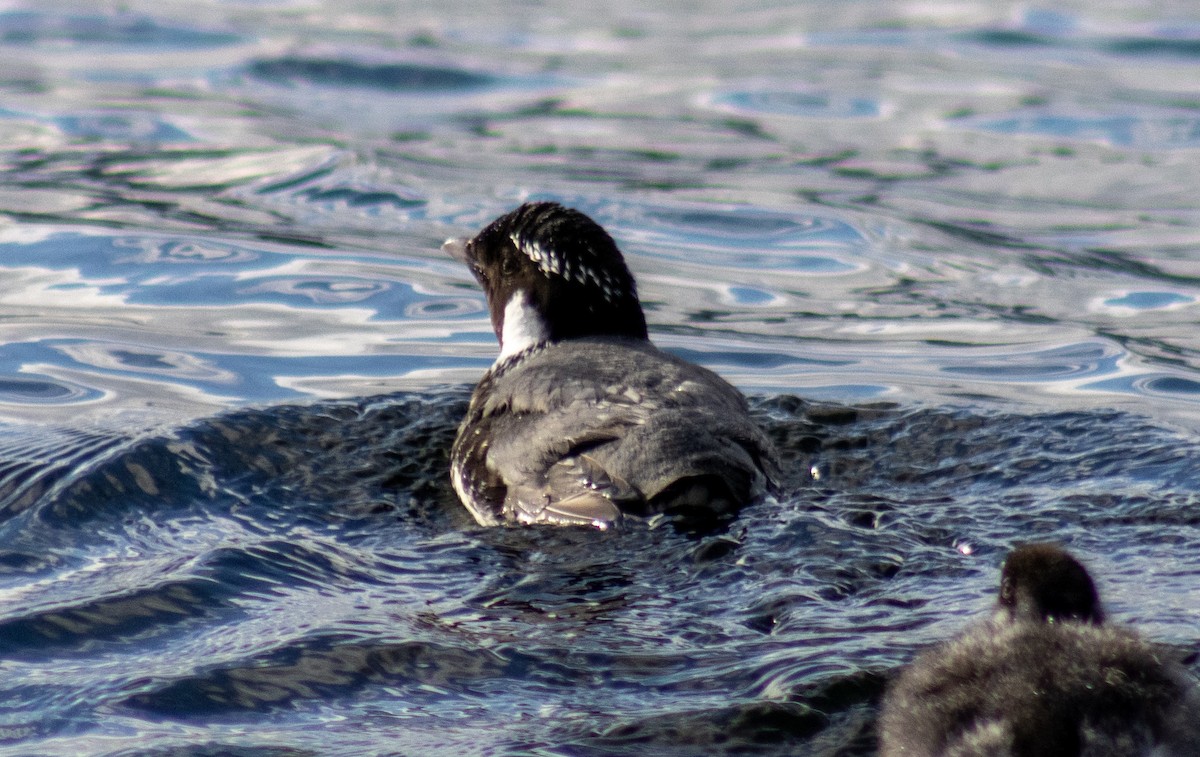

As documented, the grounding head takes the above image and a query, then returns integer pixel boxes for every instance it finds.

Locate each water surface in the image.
[0,2,1199,755]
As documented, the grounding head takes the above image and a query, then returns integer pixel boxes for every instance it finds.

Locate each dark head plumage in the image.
[997,543,1105,625]
[879,543,1198,756]
[444,202,648,348]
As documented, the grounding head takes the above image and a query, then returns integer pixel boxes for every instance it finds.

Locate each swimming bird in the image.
[443,201,779,528]
[879,543,1200,756]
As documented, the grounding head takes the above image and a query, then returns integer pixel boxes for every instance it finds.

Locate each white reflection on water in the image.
[2,213,1199,430]
[55,342,238,383]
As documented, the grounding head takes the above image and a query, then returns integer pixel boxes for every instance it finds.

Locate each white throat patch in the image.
[497,290,549,361]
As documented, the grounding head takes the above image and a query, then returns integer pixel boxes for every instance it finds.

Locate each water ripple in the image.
[1,2,1200,754]
[706,90,882,119]
[247,58,496,92]
[951,110,1200,149]
[0,391,1194,754]
[0,10,239,49]
[937,340,1121,382]
[620,203,865,272]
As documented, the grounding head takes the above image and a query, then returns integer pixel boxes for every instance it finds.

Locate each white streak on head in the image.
[511,231,626,306]
[497,290,549,361]
[514,233,542,264]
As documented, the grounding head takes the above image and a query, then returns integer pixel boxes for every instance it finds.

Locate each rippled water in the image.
[1,2,1199,755]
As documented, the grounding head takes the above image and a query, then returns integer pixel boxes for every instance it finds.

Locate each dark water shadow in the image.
[247,58,494,92]
[0,390,1197,756]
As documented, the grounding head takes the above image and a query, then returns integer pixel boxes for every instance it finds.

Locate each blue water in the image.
[1,2,1199,755]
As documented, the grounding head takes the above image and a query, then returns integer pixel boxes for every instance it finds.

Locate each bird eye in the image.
[500,256,519,277]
